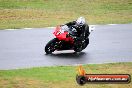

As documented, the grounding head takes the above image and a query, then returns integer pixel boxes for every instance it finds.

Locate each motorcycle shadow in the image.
[46,51,87,59]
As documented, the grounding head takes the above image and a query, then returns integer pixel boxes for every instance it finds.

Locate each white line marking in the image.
[46,27,55,29]
[108,24,117,25]
[5,29,17,30]
[23,28,33,29]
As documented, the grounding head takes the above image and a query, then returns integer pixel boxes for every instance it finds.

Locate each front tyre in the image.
[45,38,58,54]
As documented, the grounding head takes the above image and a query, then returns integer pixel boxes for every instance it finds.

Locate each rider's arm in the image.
[65,21,76,27]
[77,24,90,40]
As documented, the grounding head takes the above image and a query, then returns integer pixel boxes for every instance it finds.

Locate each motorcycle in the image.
[45,25,89,54]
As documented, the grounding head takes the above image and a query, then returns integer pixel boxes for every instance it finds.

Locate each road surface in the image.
[0,24,132,70]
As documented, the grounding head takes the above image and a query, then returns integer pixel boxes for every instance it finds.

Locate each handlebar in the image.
[67,33,77,40]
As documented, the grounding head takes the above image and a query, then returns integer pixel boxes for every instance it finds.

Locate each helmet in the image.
[76,17,86,26]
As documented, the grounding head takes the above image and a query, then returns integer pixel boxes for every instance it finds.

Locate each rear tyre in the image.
[74,41,83,52]
[45,38,58,54]
[74,46,83,52]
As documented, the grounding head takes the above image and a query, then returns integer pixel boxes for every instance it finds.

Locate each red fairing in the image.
[53,26,74,43]
[53,26,60,36]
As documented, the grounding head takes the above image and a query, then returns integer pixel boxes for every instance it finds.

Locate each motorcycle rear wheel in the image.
[45,38,58,54]
[74,42,83,52]
[73,38,89,52]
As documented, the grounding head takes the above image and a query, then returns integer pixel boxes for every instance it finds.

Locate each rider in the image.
[64,17,90,51]
[65,17,90,41]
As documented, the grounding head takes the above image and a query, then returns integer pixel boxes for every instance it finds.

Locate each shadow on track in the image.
[45,52,87,59]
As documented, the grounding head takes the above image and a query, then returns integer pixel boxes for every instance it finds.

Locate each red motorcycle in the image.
[45,25,89,54]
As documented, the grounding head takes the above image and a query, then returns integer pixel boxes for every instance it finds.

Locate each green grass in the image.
[0,62,132,88]
[0,0,132,29]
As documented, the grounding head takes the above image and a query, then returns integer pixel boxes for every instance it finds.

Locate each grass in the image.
[0,62,132,88]
[0,0,132,29]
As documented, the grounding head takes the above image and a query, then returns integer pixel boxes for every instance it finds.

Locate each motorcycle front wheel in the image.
[45,38,58,54]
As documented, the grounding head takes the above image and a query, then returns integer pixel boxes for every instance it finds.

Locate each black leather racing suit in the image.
[65,21,90,41]
[65,21,90,51]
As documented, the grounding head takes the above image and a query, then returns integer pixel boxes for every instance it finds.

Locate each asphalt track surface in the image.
[0,24,132,70]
